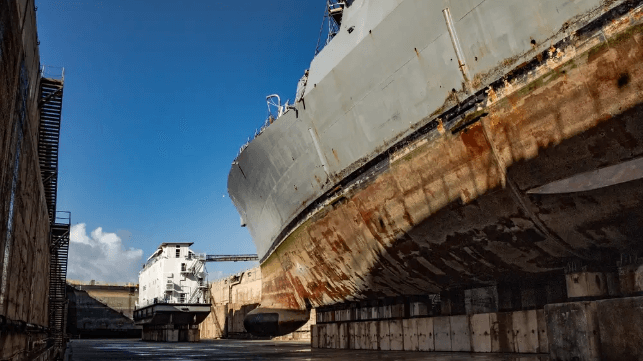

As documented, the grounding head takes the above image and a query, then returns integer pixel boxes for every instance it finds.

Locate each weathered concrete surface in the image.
[433,317,451,352]
[66,338,551,360]
[67,281,138,319]
[314,309,554,354]
[465,287,499,315]
[0,0,60,360]
[66,285,141,338]
[470,313,491,353]
[565,272,609,299]
[542,296,643,360]
[618,262,643,295]
[595,297,643,361]
[545,302,601,361]
[199,267,315,340]
[417,317,434,351]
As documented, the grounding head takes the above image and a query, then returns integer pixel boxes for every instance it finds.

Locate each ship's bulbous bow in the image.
[243,307,310,337]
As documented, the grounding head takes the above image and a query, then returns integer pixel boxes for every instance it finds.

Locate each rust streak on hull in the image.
[258,17,643,312]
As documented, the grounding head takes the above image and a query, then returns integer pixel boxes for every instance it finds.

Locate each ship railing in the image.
[328,1,345,15]
[140,255,161,272]
[234,95,294,161]
[40,65,65,81]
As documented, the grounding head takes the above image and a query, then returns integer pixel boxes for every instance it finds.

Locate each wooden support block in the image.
[361,307,369,321]
[322,324,330,348]
[491,312,515,353]
[317,324,325,348]
[311,325,319,348]
[328,323,338,349]
[389,320,404,351]
[470,313,492,353]
[391,304,404,318]
[465,286,499,315]
[366,321,379,350]
[339,323,349,349]
[403,318,419,351]
[513,310,538,353]
[433,316,452,351]
[350,322,360,349]
[379,305,392,319]
[417,317,435,351]
[536,309,549,353]
[566,272,609,298]
[371,306,379,320]
[379,320,391,350]
[450,315,471,352]
[596,296,643,361]
[360,322,370,350]
[545,301,600,361]
[410,302,428,317]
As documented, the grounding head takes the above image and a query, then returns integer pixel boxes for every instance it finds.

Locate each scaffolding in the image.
[315,1,346,56]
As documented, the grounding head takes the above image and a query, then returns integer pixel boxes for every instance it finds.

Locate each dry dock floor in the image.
[66,339,549,360]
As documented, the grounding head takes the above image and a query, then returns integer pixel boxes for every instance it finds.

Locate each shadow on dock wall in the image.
[66,285,141,339]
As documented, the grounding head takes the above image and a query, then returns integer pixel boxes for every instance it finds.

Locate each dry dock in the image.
[65,339,548,361]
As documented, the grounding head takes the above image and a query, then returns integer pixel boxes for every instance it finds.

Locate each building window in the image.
[181,263,186,272]
[179,293,186,303]
[175,245,181,258]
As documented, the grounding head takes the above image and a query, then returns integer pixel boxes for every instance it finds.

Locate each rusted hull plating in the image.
[255,4,643,322]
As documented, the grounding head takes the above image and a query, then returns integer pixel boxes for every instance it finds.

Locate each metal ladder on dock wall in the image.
[39,69,71,352]
[48,214,70,350]
[38,75,64,222]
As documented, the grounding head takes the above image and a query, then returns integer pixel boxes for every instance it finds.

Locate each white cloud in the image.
[67,223,143,283]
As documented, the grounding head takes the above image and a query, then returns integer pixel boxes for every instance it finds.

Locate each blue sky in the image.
[35,0,326,282]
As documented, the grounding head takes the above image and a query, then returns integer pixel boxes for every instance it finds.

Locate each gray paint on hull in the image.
[228,0,610,260]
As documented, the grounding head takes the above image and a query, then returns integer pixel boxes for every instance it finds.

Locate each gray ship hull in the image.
[227,0,643,336]
[229,0,621,261]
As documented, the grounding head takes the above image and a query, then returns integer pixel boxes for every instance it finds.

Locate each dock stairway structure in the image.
[38,73,64,222]
[48,213,70,350]
[38,68,71,351]
[184,254,260,304]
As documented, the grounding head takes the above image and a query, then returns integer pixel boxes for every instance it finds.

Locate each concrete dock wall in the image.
[313,309,549,353]
[0,0,60,360]
[66,284,141,338]
[199,267,315,340]
[313,271,643,360]
[67,281,138,319]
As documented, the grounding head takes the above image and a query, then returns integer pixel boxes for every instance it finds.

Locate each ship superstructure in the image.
[134,242,210,342]
[137,242,208,306]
